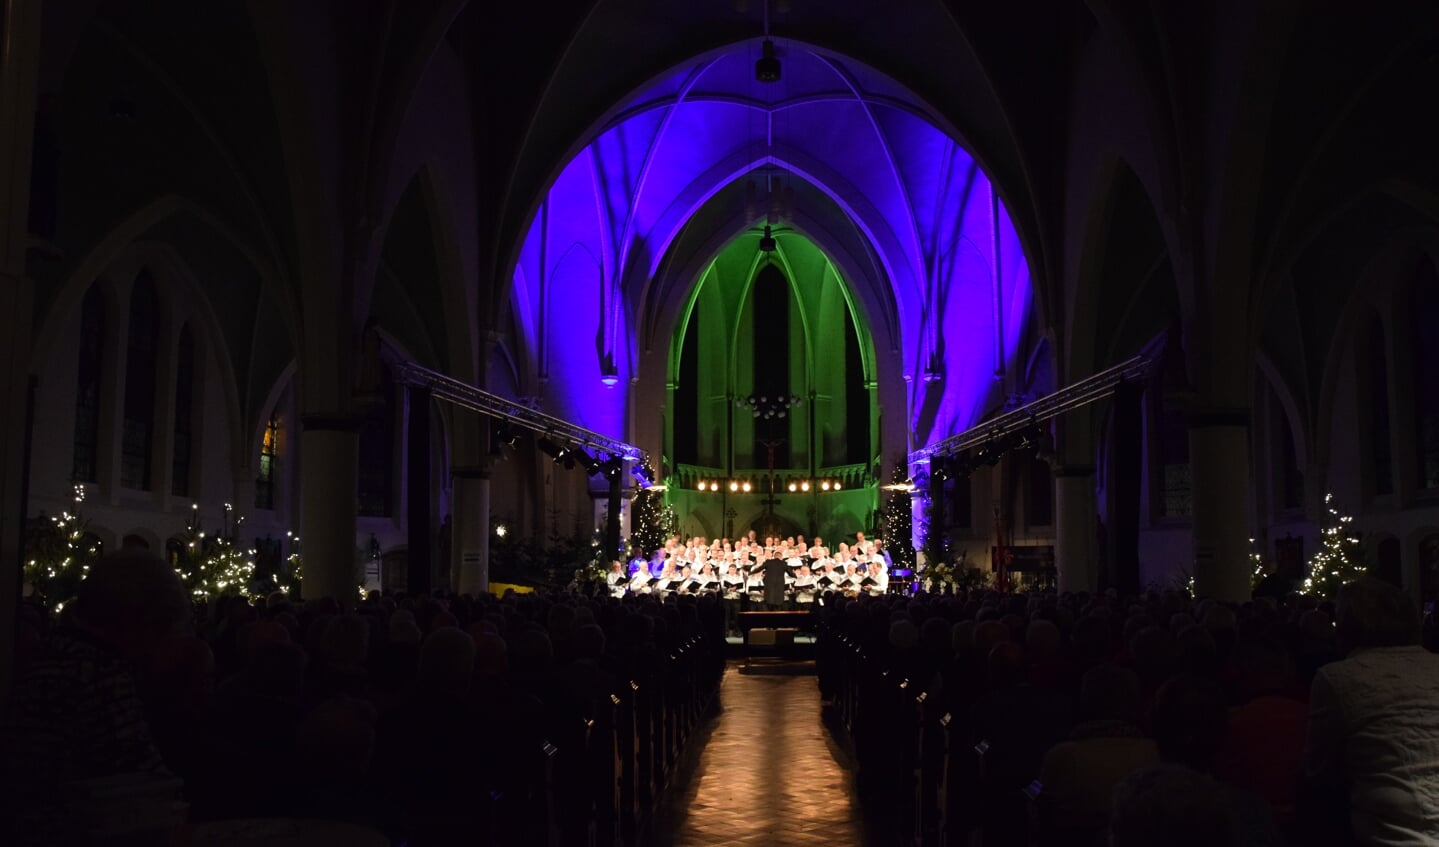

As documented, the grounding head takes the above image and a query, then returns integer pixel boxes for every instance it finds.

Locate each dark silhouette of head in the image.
[1336,577,1419,652]
[1151,673,1228,772]
[1110,764,1235,847]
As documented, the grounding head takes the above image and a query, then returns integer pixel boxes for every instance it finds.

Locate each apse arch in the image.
[665,230,876,393]
[507,38,1037,468]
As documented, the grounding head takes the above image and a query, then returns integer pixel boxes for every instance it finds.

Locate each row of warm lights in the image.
[693,478,845,492]
[695,479,755,492]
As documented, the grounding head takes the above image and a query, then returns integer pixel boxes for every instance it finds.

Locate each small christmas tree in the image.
[879,475,916,571]
[1249,538,1267,593]
[23,484,101,612]
[628,461,674,557]
[170,506,256,601]
[1301,493,1367,600]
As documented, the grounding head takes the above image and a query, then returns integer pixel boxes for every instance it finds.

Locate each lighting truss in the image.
[908,352,1157,466]
[392,360,646,464]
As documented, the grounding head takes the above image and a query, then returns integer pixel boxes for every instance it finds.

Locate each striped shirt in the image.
[0,628,172,845]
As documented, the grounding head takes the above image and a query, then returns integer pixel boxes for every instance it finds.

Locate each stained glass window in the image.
[72,286,105,483]
[1413,263,1439,491]
[171,325,194,496]
[255,411,279,510]
[120,274,159,490]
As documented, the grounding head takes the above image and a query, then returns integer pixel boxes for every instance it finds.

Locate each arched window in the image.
[1156,402,1191,519]
[120,273,159,490]
[71,285,105,483]
[1278,410,1304,511]
[1367,314,1393,497]
[255,410,279,510]
[1413,261,1439,490]
[1026,452,1054,527]
[674,308,700,466]
[171,325,195,496]
[751,265,791,467]
[358,364,395,517]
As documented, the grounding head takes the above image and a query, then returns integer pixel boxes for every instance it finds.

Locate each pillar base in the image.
[453,468,491,595]
[1054,466,1098,593]
[300,423,360,605]
[1189,419,1251,602]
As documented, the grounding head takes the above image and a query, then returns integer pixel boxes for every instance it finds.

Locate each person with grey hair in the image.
[0,549,191,844]
[1109,764,1237,847]
[1303,578,1439,846]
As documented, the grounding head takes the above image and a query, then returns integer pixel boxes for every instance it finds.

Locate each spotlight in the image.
[711,481,721,491]
[600,362,619,387]
[759,224,776,253]
[538,437,563,460]
[788,481,798,492]
[821,480,832,491]
[834,481,842,490]
[741,480,752,493]
[800,480,810,492]
[755,38,781,82]
[730,480,739,492]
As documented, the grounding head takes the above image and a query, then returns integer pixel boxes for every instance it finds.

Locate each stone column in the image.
[0,0,42,702]
[452,467,491,594]
[1054,465,1098,593]
[406,386,432,595]
[299,418,359,604]
[1189,411,1252,602]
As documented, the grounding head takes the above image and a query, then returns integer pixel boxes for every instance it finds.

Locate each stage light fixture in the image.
[821,480,832,491]
[755,38,781,82]
[711,481,721,491]
[758,224,777,252]
[834,481,842,490]
[730,480,739,492]
[742,480,752,493]
[788,481,798,492]
[801,480,810,492]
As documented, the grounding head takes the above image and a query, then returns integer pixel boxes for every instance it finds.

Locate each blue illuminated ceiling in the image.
[509,40,1033,453]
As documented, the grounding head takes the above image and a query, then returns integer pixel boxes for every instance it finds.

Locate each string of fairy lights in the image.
[23,484,309,609]
[1300,492,1366,599]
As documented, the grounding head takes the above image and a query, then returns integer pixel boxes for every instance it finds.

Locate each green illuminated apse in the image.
[667,230,878,541]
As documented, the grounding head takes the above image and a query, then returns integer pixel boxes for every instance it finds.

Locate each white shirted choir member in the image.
[606,561,627,599]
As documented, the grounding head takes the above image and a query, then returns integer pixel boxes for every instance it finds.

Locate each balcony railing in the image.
[672,462,871,492]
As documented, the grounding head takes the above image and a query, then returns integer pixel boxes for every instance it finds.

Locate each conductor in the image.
[763,555,787,609]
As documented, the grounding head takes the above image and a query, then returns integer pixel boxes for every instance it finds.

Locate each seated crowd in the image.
[1,548,724,846]
[816,577,1439,847]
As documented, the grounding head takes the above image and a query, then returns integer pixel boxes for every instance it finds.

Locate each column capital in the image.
[1186,407,1250,428]
[301,414,363,433]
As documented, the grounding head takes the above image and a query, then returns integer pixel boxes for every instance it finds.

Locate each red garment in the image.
[1214,694,1308,824]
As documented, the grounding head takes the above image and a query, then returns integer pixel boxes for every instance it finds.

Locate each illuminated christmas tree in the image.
[628,461,673,557]
[1249,538,1267,593]
[879,474,916,571]
[1301,493,1366,600]
[23,484,100,612]
[170,505,257,601]
[273,530,304,597]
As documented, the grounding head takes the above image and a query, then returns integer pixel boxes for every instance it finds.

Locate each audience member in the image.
[1304,578,1439,845]
[0,550,190,844]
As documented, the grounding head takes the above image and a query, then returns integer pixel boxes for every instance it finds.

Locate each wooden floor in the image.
[661,663,872,847]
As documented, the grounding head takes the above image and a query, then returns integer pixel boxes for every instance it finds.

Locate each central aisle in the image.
[665,665,868,846]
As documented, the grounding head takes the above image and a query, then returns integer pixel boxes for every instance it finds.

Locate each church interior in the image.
[2,1,1439,845]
